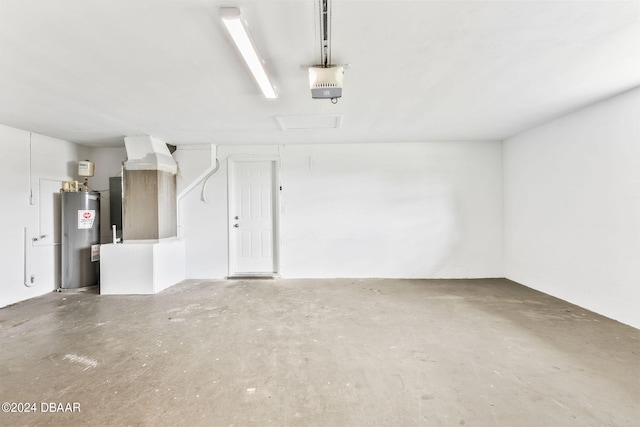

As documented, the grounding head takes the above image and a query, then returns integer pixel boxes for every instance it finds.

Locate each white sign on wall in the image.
[77,210,95,229]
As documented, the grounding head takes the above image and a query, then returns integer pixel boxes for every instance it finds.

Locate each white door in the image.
[228,159,278,276]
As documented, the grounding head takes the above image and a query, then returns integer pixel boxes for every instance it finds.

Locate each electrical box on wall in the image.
[78,160,95,177]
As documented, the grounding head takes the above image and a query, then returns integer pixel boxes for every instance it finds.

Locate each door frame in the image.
[227,155,281,277]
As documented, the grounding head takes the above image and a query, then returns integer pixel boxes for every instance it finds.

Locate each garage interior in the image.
[0,1,638,426]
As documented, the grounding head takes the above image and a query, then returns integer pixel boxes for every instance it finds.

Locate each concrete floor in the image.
[0,278,638,426]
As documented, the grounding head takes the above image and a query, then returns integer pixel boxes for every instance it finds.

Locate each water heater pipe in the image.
[24,227,34,287]
[200,159,220,203]
[176,145,218,201]
[175,145,219,238]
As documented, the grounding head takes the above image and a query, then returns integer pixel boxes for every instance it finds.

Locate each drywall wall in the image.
[0,125,126,308]
[0,124,89,307]
[177,142,503,279]
[504,87,640,328]
[175,145,277,278]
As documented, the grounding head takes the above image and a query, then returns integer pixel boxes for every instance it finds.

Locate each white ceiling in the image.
[0,0,638,147]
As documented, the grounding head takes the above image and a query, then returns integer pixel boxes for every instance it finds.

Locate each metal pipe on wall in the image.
[23,227,34,287]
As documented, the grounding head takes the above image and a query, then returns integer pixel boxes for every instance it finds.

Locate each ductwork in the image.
[123,135,177,241]
[124,135,177,174]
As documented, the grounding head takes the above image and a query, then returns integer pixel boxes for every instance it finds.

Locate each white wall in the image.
[0,124,127,308]
[504,87,640,328]
[177,141,503,279]
[175,145,278,278]
[0,124,89,307]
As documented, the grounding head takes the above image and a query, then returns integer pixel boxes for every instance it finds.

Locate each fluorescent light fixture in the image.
[219,7,277,99]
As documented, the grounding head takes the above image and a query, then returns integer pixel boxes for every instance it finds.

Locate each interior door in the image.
[228,159,278,276]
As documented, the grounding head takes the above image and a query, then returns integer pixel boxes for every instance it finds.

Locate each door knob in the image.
[234,224,239,228]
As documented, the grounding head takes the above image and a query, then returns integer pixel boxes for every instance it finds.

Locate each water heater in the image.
[61,191,100,289]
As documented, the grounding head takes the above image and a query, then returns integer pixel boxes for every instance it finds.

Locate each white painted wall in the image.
[0,124,127,308]
[177,142,503,279]
[504,87,640,328]
[176,145,278,278]
[0,124,89,307]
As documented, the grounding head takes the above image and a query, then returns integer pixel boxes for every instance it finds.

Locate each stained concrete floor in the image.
[0,278,638,426]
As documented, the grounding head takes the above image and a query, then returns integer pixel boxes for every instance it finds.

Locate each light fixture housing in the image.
[309,65,343,99]
[219,7,277,99]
